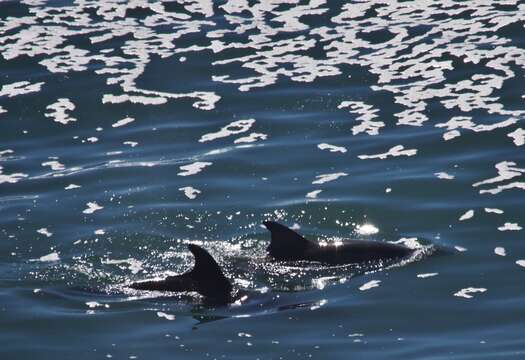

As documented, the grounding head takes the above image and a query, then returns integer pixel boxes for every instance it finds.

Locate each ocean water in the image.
[1,1,524,359]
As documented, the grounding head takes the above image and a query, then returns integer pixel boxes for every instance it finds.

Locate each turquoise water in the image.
[1,1,524,359]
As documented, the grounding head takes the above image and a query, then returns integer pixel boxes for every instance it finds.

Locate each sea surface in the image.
[1,1,524,359]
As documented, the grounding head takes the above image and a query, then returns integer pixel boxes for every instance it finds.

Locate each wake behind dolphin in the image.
[129,221,418,303]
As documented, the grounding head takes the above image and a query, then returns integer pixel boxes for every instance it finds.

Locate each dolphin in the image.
[263,221,414,265]
[129,244,234,304]
[129,222,416,303]
[128,244,316,309]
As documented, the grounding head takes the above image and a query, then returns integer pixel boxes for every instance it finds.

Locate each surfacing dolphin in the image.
[263,221,414,265]
[130,221,417,303]
[129,244,234,304]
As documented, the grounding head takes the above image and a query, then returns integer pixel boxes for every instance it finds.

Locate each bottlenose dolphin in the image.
[263,221,414,265]
[129,221,416,303]
[129,244,234,304]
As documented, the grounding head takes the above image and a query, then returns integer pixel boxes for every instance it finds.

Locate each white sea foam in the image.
[65,184,81,190]
[234,132,267,144]
[312,172,348,184]
[473,162,524,187]
[124,141,138,147]
[435,172,455,180]
[338,101,383,136]
[0,81,45,97]
[0,1,522,132]
[103,94,167,105]
[417,273,438,278]
[436,116,518,141]
[112,117,135,128]
[32,252,60,262]
[484,208,503,214]
[459,210,474,221]
[178,162,212,176]
[508,128,525,146]
[480,182,525,195]
[317,143,347,153]
[494,247,506,256]
[200,119,255,143]
[443,130,461,141]
[0,165,27,185]
[42,160,65,171]
[83,202,103,214]
[358,145,417,160]
[359,280,381,291]
[454,287,487,299]
[179,186,201,199]
[45,98,76,125]
[37,228,53,237]
[86,301,109,309]
[157,312,176,321]
[306,189,322,199]
[472,161,525,195]
[497,223,522,231]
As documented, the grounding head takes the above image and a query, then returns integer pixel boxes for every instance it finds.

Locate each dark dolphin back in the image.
[129,244,233,303]
[263,221,415,265]
[187,244,233,301]
[263,221,314,261]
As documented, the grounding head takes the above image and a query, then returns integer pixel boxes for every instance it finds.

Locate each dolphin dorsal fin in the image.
[263,221,313,261]
[187,244,232,301]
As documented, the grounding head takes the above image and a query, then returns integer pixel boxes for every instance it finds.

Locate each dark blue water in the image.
[1,1,524,359]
